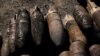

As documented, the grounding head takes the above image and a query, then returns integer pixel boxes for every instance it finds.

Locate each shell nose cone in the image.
[18,9,29,17]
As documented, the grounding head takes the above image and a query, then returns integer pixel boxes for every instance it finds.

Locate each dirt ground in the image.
[0,0,79,33]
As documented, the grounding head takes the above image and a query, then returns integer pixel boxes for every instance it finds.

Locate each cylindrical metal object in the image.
[1,17,16,56]
[62,14,87,43]
[87,0,100,30]
[89,44,100,56]
[92,10,100,29]
[31,6,45,45]
[16,9,30,48]
[70,41,87,56]
[47,5,64,46]
[8,17,16,53]
[59,51,69,56]
[73,5,93,29]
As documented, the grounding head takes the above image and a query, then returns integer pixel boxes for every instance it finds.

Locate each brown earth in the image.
[0,0,79,33]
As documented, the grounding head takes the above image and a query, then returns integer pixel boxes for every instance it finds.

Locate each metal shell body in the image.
[31,7,45,45]
[92,10,100,30]
[1,17,16,56]
[70,41,86,56]
[8,17,16,52]
[73,5,93,29]
[89,44,100,56]
[16,9,30,48]
[47,6,64,46]
[63,14,86,43]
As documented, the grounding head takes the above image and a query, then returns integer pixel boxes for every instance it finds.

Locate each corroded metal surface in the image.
[73,5,93,29]
[89,44,100,56]
[0,0,100,56]
[30,6,45,45]
[70,41,87,56]
[63,14,87,43]
[16,9,30,48]
[47,5,64,46]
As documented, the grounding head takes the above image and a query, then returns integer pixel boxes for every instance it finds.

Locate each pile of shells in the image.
[0,0,100,56]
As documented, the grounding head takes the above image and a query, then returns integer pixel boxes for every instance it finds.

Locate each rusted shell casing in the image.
[1,17,16,56]
[92,10,100,30]
[16,9,30,48]
[8,17,16,53]
[47,6,64,46]
[89,44,100,56]
[59,51,69,56]
[73,5,93,29]
[63,14,87,43]
[70,41,87,56]
[31,6,45,45]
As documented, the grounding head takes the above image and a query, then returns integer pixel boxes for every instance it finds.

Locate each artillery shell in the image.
[89,44,100,56]
[1,20,14,56]
[62,14,87,43]
[87,0,100,29]
[16,9,30,48]
[92,10,100,29]
[47,5,64,46]
[1,16,16,56]
[31,6,45,45]
[8,17,16,53]
[73,5,93,29]
[59,51,69,56]
[70,41,87,56]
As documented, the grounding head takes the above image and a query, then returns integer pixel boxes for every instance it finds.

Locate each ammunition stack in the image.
[0,0,100,56]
